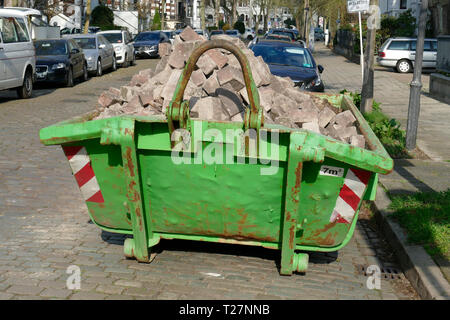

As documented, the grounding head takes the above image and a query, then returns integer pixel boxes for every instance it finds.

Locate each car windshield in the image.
[73,37,96,49]
[34,40,67,55]
[135,33,159,41]
[101,33,122,43]
[271,31,294,40]
[210,30,223,35]
[226,30,238,35]
[252,45,314,68]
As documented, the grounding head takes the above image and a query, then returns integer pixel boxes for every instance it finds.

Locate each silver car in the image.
[98,30,135,67]
[377,37,438,73]
[64,34,116,76]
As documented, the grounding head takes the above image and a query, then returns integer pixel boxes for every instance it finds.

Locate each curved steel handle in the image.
[168,39,262,123]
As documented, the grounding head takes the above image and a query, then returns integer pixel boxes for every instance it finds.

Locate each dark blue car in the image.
[249,40,324,92]
[133,31,170,58]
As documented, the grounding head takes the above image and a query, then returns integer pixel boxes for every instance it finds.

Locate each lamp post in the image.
[406,0,428,150]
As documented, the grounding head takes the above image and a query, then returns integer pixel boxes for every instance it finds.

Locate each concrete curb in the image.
[373,185,450,300]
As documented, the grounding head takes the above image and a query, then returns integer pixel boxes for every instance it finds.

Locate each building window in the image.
[400,0,407,9]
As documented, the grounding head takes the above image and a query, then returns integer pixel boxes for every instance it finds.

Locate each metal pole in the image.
[358,11,364,81]
[406,0,428,150]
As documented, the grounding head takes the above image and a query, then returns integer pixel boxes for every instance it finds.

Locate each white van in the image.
[0,8,35,98]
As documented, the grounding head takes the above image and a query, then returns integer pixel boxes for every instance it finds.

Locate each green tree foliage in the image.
[151,9,161,30]
[91,5,114,29]
[233,21,245,34]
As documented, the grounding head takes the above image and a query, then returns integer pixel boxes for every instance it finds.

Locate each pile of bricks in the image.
[94,27,366,149]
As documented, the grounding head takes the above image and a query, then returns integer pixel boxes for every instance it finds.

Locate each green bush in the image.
[218,20,225,30]
[233,21,245,34]
[151,9,161,30]
[91,5,114,29]
[341,90,408,158]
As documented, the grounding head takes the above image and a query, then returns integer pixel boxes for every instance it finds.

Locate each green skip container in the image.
[39,40,393,275]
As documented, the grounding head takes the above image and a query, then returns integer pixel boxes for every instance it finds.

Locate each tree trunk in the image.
[200,0,206,29]
[161,0,166,30]
[215,0,220,27]
[361,0,379,114]
[231,0,237,26]
[84,0,91,34]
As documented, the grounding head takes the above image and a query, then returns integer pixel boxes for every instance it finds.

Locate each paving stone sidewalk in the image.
[314,43,450,161]
[314,44,450,290]
[0,58,417,300]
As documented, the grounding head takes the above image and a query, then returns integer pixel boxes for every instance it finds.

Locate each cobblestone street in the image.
[0,57,418,300]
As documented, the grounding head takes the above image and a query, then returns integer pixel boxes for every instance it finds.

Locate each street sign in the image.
[347,0,370,13]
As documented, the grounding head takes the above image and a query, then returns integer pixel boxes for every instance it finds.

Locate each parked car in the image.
[162,30,175,44]
[133,31,170,58]
[209,30,224,39]
[88,26,101,34]
[267,28,297,42]
[65,34,116,76]
[264,34,292,42]
[0,9,36,98]
[249,39,324,92]
[240,27,256,40]
[225,29,240,38]
[98,30,135,67]
[314,27,324,41]
[377,37,438,73]
[34,38,88,87]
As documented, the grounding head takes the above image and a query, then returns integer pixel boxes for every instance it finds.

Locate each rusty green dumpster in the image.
[39,40,393,275]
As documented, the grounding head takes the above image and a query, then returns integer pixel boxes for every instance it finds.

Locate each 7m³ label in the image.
[319,165,345,177]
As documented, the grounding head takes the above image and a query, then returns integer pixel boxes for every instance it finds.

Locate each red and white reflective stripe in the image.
[62,146,104,203]
[329,168,371,224]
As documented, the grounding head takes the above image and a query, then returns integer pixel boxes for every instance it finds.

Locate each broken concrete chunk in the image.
[302,121,321,134]
[290,108,319,125]
[155,55,169,74]
[207,49,228,69]
[190,96,230,121]
[191,69,207,87]
[179,26,203,41]
[203,70,220,95]
[350,135,366,148]
[158,42,171,57]
[216,88,244,117]
[120,86,140,102]
[332,110,356,127]
[318,107,337,128]
[197,54,217,76]
[161,69,183,102]
[217,65,245,92]
[122,95,144,114]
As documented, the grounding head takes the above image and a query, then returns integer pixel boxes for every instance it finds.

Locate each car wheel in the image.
[17,70,33,99]
[111,56,117,71]
[396,59,412,73]
[82,63,88,81]
[96,59,102,76]
[123,54,129,68]
[65,67,74,87]
[131,52,136,66]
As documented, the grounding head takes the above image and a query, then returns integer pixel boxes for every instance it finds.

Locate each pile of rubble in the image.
[94,27,366,149]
